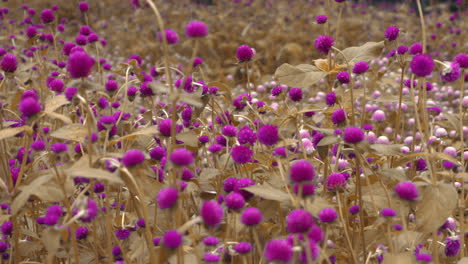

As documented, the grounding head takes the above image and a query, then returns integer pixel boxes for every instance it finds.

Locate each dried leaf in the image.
[51,124,88,142]
[382,252,416,264]
[42,229,61,260]
[45,95,69,112]
[317,136,339,147]
[110,126,158,145]
[176,130,199,147]
[0,126,26,141]
[243,184,290,202]
[66,167,123,184]
[341,41,385,64]
[415,183,457,233]
[12,174,53,215]
[274,63,328,88]
[378,168,407,182]
[369,144,404,156]
[44,111,72,124]
[458,257,468,264]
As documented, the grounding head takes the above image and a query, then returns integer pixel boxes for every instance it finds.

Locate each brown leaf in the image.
[369,144,404,156]
[378,168,407,182]
[110,126,158,145]
[317,136,339,147]
[415,183,457,233]
[0,126,26,141]
[458,257,468,264]
[44,95,69,112]
[44,111,72,124]
[176,130,199,147]
[305,196,332,217]
[12,174,53,215]
[274,63,328,88]
[382,252,416,264]
[243,184,290,202]
[66,167,123,184]
[42,229,61,260]
[51,124,88,142]
[341,41,385,64]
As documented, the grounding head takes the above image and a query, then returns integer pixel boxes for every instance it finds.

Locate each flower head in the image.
[231,145,253,164]
[326,173,347,191]
[236,45,254,62]
[200,201,224,228]
[67,51,94,79]
[122,149,145,167]
[1,54,18,72]
[158,29,179,44]
[186,20,208,38]
[315,35,334,54]
[264,239,293,263]
[318,208,337,223]
[336,71,350,84]
[286,209,314,233]
[157,188,178,209]
[78,1,89,12]
[163,230,183,249]
[410,54,434,77]
[40,9,54,24]
[384,26,399,41]
[257,124,279,146]
[170,148,194,166]
[241,207,263,226]
[394,181,419,201]
[441,62,461,82]
[289,160,315,182]
[353,61,369,74]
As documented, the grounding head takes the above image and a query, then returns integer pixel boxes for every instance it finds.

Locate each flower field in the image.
[0,0,466,263]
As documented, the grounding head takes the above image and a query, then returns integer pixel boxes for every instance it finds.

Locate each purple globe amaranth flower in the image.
[292,183,316,196]
[289,159,315,182]
[331,109,346,124]
[353,61,369,74]
[410,54,434,77]
[316,15,328,24]
[318,208,338,223]
[381,208,397,217]
[326,173,347,191]
[158,118,172,136]
[149,147,166,160]
[18,97,42,117]
[75,226,89,240]
[315,35,334,54]
[237,126,257,145]
[241,207,263,226]
[416,253,432,262]
[170,148,194,166]
[1,221,13,236]
[115,229,131,240]
[192,57,203,67]
[264,239,293,263]
[343,126,365,144]
[336,71,350,84]
[384,26,399,41]
[349,205,360,215]
[231,145,253,164]
[325,91,336,106]
[67,51,94,79]
[122,149,145,167]
[79,199,98,222]
[40,9,54,24]
[157,188,178,209]
[201,201,224,228]
[288,87,303,102]
[225,192,245,210]
[158,29,179,44]
[454,54,468,68]
[299,239,320,262]
[234,242,252,254]
[445,236,460,257]
[222,125,237,137]
[236,45,254,62]
[1,54,18,73]
[394,181,419,201]
[287,209,314,233]
[163,229,183,249]
[409,43,423,55]
[204,253,221,262]
[79,1,89,12]
[440,62,461,82]
[397,45,408,55]
[257,124,279,146]
[51,143,68,153]
[186,20,208,38]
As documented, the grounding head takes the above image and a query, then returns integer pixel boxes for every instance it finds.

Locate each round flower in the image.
[384,26,399,41]
[222,125,237,137]
[394,181,419,201]
[1,54,18,72]
[157,29,179,45]
[289,160,315,182]
[150,147,166,160]
[325,91,336,106]
[445,236,460,257]
[200,201,224,228]
[292,183,316,197]
[441,62,461,82]
[67,51,95,79]
[170,148,194,166]
[409,43,423,55]
[241,207,263,226]
[336,71,350,84]
[257,124,279,146]
[185,20,208,38]
[236,45,254,62]
[75,226,89,240]
[315,35,334,54]
[410,54,434,77]
[349,205,360,215]
[286,209,314,233]
[288,87,303,102]
[203,236,219,246]
[371,110,386,122]
[122,149,145,167]
[343,126,365,143]
[326,173,347,191]
[225,192,245,210]
[40,9,55,24]
[163,230,183,249]
[234,242,252,254]
[381,208,397,217]
[237,126,257,145]
[1,221,13,236]
[316,15,328,24]
[331,109,346,124]
[115,229,131,240]
[18,97,41,117]
[51,143,68,153]
[318,208,337,223]
[204,253,221,262]
[454,53,468,68]
[397,45,408,55]
[264,239,293,263]
[158,118,172,136]
[157,188,178,209]
[353,61,369,74]
[78,1,89,12]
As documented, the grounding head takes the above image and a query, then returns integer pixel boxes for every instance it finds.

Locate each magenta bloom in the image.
[331,109,346,124]
[225,192,245,210]
[325,91,336,106]
[326,173,347,191]
[122,149,145,167]
[186,20,208,38]
[67,51,95,79]
[200,201,224,228]
[384,26,399,41]
[1,54,18,72]
[163,230,183,249]
[18,97,42,117]
[40,9,55,24]
[264,239,293,263]
[315,35,334,54]
[441,62,461,82]
[241,207,263,226]
[318,208,337,223]
[410,54,434,77]
[158,29,179,45]
[236,45,254,62]
[286,209,314,233]
[170,148,194,166]
[231,145,253,164]
[454,53,468,68]
[78,1,89,12]
[79,199,98,222]
[288,87,303,101]
[157,188,178,209]
[394,181,419,201]
[336,71,350,84]
[257,124,279,146]
[353,61,369,74]
[316,15,328,24]
[381,208,397,217]
[289,160,315,182]
[158,118,172,136]
[343,126,365,143]
[409,43,423,55]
